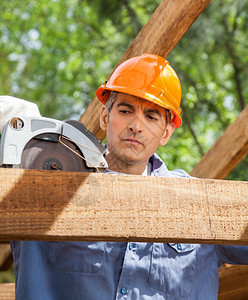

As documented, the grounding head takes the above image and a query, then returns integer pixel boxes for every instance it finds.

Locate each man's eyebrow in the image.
[116,102,134,109]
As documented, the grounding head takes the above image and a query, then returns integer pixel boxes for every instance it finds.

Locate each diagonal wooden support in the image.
[0,168,247,244]
[79,0,212,139]
[191,105,248,179]
[0,243,12,271]
[218,265,248,299]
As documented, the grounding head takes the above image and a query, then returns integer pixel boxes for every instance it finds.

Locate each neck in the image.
[105,153,148,175]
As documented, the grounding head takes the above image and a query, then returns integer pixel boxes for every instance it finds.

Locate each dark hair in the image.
[105,91,119,112]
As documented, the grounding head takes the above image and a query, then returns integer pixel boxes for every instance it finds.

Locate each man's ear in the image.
[160,123,175,146]
[100,105,108,132]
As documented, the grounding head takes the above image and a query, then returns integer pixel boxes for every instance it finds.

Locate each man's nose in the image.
[128,115,144,133]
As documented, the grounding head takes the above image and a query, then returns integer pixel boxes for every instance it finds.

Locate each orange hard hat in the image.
[96,53,182,127]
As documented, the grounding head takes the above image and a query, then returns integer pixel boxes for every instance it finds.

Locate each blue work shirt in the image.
[11,154,248,299]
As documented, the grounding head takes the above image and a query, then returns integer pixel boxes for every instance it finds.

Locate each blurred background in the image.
[0,0,247,282]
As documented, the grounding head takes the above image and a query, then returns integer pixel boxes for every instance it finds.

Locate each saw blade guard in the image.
[0,116,108,171]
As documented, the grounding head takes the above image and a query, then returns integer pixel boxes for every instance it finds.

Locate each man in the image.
[10,54,248,299]
[97,53,181,176]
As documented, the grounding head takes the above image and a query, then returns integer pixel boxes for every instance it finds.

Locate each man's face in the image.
[100,93,175,170]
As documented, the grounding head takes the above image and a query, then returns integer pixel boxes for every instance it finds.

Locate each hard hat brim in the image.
[96,85,182,128]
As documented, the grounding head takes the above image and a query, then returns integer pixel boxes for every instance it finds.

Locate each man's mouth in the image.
[122,138,144,146]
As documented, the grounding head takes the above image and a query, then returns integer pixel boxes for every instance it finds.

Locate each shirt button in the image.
[121,287,127,295]
[177,244,182,251]
[129,243,134,250]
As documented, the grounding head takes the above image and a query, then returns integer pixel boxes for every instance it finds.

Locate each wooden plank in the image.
[218,264,248,299]
[0,284,15,300]
[191,105,248,179]
[79,0,212,139]
[0,168,247,244]
[0,244,12,271]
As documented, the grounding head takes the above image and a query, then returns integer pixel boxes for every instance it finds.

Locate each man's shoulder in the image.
[150,153,192,178]
[167,168,192,178]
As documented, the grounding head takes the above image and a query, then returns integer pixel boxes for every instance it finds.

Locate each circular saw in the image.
[0,117,108,172]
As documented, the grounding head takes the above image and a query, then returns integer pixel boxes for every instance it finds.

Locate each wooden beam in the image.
[0,284,14,300]
[79,0,212,139]
[218,264,248,299]
[0,244,12,271]
[0,168,247,244]
[191,105,248,179]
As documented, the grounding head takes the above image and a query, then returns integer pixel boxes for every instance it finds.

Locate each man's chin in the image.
[118,152,146,165]
[107,145,148,165]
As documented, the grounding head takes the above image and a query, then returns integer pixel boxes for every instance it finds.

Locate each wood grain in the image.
[0,284,14,300]
[0,168,247,244]
[218,264,248,299]
[79,0,212,139]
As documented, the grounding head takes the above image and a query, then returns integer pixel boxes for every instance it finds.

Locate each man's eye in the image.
[119,109,131,114]
[146,114,157,121]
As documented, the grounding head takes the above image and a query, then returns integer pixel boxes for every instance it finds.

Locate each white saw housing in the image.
[0,116,108,170]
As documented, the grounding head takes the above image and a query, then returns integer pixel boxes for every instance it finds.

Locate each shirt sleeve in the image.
[216,245,248,266]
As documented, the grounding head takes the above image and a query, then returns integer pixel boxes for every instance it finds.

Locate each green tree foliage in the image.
[0,0,247,283]
[0,0,247,162]
[158,0,248,179]
[0,0,247,173]
[0,0,159,119]
[0,265,15,283]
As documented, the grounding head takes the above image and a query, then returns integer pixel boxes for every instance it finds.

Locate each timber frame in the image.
[0,169,248,244]
[1,0,248,298]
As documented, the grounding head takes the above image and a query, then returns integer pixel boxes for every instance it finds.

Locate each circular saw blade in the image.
[20,136,89,172]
